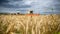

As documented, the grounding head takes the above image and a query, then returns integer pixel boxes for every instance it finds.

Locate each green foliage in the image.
[54,32,60,34]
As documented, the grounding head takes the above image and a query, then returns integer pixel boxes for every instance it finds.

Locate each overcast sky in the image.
[0,0,60,14]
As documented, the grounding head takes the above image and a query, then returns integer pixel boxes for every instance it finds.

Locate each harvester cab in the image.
[27,10,33,14]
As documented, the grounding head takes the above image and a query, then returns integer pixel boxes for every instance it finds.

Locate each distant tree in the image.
[30,10,33,14]
[17,13,20,14]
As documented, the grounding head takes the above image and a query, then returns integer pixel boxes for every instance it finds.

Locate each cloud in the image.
[0,0,60,14]
[52,0,60,12]
[0,0,9,3]
[0,0,32,13]
[0,0,31,8]
[32,0,60,14]
[0,0,9,6]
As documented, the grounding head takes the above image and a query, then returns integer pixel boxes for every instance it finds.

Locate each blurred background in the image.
[0,0,60,14]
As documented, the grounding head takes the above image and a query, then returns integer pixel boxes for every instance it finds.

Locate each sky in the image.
[0,0,60,14]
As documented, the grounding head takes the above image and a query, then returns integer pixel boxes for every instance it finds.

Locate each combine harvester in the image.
[26,10,40,16]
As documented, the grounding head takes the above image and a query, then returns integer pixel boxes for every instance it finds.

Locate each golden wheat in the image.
[0,14,60,34]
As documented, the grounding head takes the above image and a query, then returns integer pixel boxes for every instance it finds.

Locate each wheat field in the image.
[0,14,60,34]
